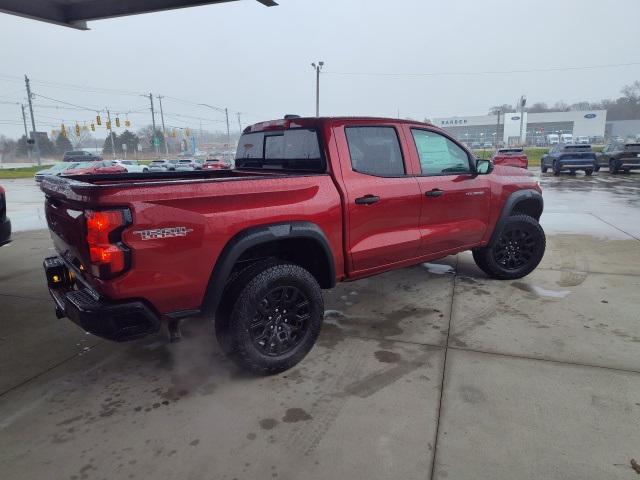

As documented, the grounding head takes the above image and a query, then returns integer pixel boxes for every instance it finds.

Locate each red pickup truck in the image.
[41,117,545,374]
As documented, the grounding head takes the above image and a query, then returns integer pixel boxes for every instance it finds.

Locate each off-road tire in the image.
[472,214,546,280]
[215,260,323,375]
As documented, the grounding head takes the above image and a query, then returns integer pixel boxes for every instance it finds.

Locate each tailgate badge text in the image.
[133,227,193,240]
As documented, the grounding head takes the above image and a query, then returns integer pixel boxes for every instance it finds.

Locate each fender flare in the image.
[488,189,544,246]
[201,221,336,316]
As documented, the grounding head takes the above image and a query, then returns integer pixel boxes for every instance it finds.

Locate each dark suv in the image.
[541,144,597,176]
[62,150,102,162]
[596,141,640,173]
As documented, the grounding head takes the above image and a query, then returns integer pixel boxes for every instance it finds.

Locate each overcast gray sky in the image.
[1,0,639,138]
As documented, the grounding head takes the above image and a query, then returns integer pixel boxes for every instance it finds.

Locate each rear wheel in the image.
[215,260,324,375]
[594,164,600,172]
[585,169,593,176]
[553,161,561,176]
[472,215,546,280]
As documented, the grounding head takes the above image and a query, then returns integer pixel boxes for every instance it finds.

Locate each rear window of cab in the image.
[235,129,324,172]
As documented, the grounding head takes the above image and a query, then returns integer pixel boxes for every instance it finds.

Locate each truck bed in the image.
[40,168,344,316]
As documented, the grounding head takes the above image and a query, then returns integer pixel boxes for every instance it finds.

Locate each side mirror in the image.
[475,158,493,174]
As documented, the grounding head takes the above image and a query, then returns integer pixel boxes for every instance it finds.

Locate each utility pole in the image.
[157,95,169,155]
[495,110,501,148]
[310,61,324,117]
[519,95,527,146]
[20,104,31,160]
[237,112,242,133]
[143,93,158,156]
[225,108,231,149]
[106,109,116,160]
[24,75,41,165]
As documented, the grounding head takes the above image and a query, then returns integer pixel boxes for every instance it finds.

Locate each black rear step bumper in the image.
[44,256,160,342]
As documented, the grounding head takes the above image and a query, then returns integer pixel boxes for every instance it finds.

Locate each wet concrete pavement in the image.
[1,172,640,479]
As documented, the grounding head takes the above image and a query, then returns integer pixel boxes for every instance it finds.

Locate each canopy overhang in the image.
[0,0,277,30]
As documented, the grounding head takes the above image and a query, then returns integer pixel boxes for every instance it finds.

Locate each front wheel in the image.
[216,261,324,375]
[472,215,546,280]
[553,161,561,176]
[585,169,593,176]
[541,162,548,173]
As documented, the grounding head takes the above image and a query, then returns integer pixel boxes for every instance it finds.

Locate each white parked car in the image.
[111,160,148,173]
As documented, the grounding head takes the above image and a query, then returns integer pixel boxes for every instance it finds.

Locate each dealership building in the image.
[433,110,607,146]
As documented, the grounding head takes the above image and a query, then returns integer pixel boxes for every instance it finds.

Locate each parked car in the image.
[34,162,80,182]
[483,142,493,148]
[595,141,640,173]
[575,136,589,144]
[547,134,559,145]
[62,150,102,162]
[112,160,149,173]
[541,144,597,175]
[0,185,11,246]
[560,134,573,144]
[148,159,180,172]
[41,116,545,374]
[61,161,128,176]
[202,158,231,170]
[492,148,528,169]
[175,159,199,171]
[471,141,481,148]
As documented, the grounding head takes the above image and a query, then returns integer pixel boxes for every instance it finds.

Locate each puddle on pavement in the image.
[511,282,571,298]
[421,263,455,275]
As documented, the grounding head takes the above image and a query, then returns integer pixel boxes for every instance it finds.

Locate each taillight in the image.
[85,209,131,279]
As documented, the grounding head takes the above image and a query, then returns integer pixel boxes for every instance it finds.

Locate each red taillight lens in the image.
[85,209,130,278]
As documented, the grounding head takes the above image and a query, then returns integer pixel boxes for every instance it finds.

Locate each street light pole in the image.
[106,108,116,160]
[311,61,324,117]
[519,95,527,146]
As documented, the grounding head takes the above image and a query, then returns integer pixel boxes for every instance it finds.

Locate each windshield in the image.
[235,129,323,172]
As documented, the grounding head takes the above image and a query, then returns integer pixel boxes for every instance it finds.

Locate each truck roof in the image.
[243,116,436,133]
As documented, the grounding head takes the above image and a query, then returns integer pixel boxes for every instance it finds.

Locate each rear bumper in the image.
[43,256,160,341]
[0,217,11,245]
[557,160,595,170]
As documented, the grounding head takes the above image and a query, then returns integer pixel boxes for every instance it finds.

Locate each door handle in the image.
[355,194,380,205]
[425,189,444,197]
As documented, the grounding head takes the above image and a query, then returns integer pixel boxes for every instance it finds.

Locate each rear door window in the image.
[344,126,405,176]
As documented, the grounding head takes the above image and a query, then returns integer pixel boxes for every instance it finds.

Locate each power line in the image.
[324,61,640,78]
[33,93,98,112]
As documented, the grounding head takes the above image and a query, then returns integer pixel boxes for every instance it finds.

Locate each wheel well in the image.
[231,237,333,289]
[511,198,542,220]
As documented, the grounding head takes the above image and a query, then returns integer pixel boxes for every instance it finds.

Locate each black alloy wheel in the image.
[492,227,535,271]
[250,286,310,357]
